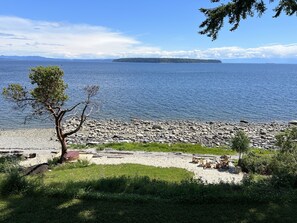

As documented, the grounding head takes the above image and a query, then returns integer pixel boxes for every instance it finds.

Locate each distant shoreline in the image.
[113,58,222,63]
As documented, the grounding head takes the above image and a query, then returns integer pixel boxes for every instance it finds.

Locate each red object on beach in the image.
[64,151,80,161]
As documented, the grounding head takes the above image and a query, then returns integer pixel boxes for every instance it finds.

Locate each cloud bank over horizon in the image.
[0,16,297,61]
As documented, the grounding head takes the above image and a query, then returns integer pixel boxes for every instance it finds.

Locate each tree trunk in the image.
[238,152,242,167]
[54,116,68,164]
[59,137,67,163]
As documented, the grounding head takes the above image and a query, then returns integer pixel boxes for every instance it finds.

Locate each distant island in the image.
[113,58,222,63]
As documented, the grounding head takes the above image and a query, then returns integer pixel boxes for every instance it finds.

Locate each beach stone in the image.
[64,118,287,150]
[152,125,163,130]
[289,120,297,125]
[86,141,101,146]
[24,163,49,176]
[28,153,36,159]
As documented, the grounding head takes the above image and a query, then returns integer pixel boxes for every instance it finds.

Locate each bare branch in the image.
[65,102,82,113]
[63,103,88,138]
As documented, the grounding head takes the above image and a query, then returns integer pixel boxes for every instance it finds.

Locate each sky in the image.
[0,0,296,62]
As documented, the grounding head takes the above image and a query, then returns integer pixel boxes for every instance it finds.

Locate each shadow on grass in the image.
[1,171,297,222]
[1,195,297,223]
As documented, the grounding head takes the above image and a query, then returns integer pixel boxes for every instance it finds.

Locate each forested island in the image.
[113,58,222,63]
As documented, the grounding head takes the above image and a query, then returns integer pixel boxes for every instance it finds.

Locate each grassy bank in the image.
[71,142,275,156]
[1,161,297,222]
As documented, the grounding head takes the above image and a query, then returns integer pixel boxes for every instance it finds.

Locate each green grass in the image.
[44,163,194,184]
[0,147,290,223]
[1,162,297,222]
[71,142,276,156]
[1,195,297,223]
[71,142,237,155]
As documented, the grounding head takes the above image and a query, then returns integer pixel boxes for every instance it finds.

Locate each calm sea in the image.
[1,60,297,129]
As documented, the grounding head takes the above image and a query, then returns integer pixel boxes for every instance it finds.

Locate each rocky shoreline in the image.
[64,118,295,149]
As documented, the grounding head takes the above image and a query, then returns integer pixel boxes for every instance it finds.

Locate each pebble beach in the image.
[1,118,293,183]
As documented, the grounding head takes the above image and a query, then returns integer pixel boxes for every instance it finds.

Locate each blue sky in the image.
[0,0,296,62]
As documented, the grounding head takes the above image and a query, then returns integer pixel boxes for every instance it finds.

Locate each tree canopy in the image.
[199,0,297,40]
[275,127,297,153]
[230,130,250,165]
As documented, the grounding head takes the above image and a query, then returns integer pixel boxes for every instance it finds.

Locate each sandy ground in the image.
[0,128,244,184]
[0,128,59,149]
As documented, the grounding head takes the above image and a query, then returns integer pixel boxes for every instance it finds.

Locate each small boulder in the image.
[24,163,49,176]
[28,153,36,159]
[289,120,297,125]
[152,125,163,130]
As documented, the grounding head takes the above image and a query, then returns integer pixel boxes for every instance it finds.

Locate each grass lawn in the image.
[44,163,194,184]
[71,142,237,155]
[0,145,287,223]
[71,142,275,156]
[1,195,297,223]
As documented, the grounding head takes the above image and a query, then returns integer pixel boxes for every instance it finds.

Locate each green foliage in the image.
[200,0,297,40]
[270,150,297,188]
[29,66,68,107]
[241,152,273,175]
[275,127,297,153]
[0,170,29,196]
[230,131,250,162]
[269,127,297,188]
[2,84,27,101]
[47,157,60,169]
[2,66,68,116]
[0,156,21,173]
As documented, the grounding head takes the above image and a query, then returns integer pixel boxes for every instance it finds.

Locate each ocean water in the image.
[0,60,297,128]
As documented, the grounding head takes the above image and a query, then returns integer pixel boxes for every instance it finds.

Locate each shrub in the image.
[270,128,297,188]
[0,170,29,195]
[275,127,297,153]
[270,150,297,188]
[47,157,60,169]
[0,156,22,173]
[241,152,273,175]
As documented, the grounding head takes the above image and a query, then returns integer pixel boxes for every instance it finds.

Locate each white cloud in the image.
[0,16,297,60]
[0,16,151,58]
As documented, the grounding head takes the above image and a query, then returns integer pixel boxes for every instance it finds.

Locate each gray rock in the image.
[86,141,101,146]
[152,125,163,130]
[24,163,49,176]
[289,120,297,125]
[64,118,287,150]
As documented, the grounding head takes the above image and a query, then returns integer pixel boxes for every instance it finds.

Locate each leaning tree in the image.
[199,0,297,40]
[2,66,99,163]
